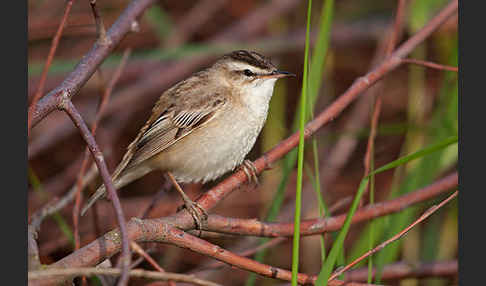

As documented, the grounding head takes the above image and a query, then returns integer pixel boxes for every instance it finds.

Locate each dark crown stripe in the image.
[226,50,274,70]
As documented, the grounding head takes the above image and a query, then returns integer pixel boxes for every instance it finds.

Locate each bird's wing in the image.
[113,77,229,174]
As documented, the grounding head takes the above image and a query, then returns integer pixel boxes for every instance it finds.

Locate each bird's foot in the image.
[240,159,259,188]
[178,198,208,230]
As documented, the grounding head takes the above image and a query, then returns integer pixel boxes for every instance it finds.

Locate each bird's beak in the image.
[258,70,296,79]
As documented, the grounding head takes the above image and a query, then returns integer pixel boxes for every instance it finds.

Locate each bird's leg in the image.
[240,159,259,187]
[166,172,208,229]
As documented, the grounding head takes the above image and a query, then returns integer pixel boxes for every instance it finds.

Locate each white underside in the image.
[152,78,277,183]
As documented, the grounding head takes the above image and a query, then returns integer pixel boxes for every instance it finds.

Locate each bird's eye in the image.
[243,69,254,77]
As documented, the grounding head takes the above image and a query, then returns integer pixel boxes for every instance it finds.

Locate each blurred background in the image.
[28,0,458,285]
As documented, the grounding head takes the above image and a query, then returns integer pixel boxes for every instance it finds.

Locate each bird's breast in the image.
[155,104,268,184]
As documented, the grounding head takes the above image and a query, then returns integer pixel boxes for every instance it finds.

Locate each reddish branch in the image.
[28,267,222,286]
[28,0,74,133]
[401,58,458,72]
[48,171,456,283]
[40,220,371,286]
[385,0,407,56]
[345,260,457,282]
[61,99,131,286]
[202,173,457,237]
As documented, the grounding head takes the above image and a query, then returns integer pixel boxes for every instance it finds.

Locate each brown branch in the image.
[73,48,131,251]
[329,190,458,281]
[203,173,457,237]
[345,260,457,282]
[42,218,373,286]
[61,99,131,286]
[401,58,458,72]
[49,171,456,279]
[158,225,355,286]
[28,267,221,286]
[27,0,74,134]
[28,0,157,128]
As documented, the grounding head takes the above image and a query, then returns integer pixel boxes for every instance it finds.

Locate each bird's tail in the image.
[80,164,152,216]
[81,185,106,216]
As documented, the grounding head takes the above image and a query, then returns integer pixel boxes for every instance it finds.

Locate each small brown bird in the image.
[81,50,294,227]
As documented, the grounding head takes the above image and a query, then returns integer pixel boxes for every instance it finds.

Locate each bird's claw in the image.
[241,159,259,187]
[179,199,208,230]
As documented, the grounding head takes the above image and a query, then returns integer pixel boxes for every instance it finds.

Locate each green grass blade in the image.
[370,135,457,176]
[315,178,369,285]
[245,1,334,284]
[291,1,312,285]
[308,0,334,103]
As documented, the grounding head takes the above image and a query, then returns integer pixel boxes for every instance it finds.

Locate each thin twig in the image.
[385,0,407,55]
[328,190,458,281]
[28,267,221,286]
[72,49,132,251]
[401,58,458,72]
[89,0,109,44]
[130,242,165,272]
[328,196,353,214]
[28,0,74,134]
[345,260,457,282]
[130,241,177,286]
[361,96,382,200]
[61,99,131,286]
